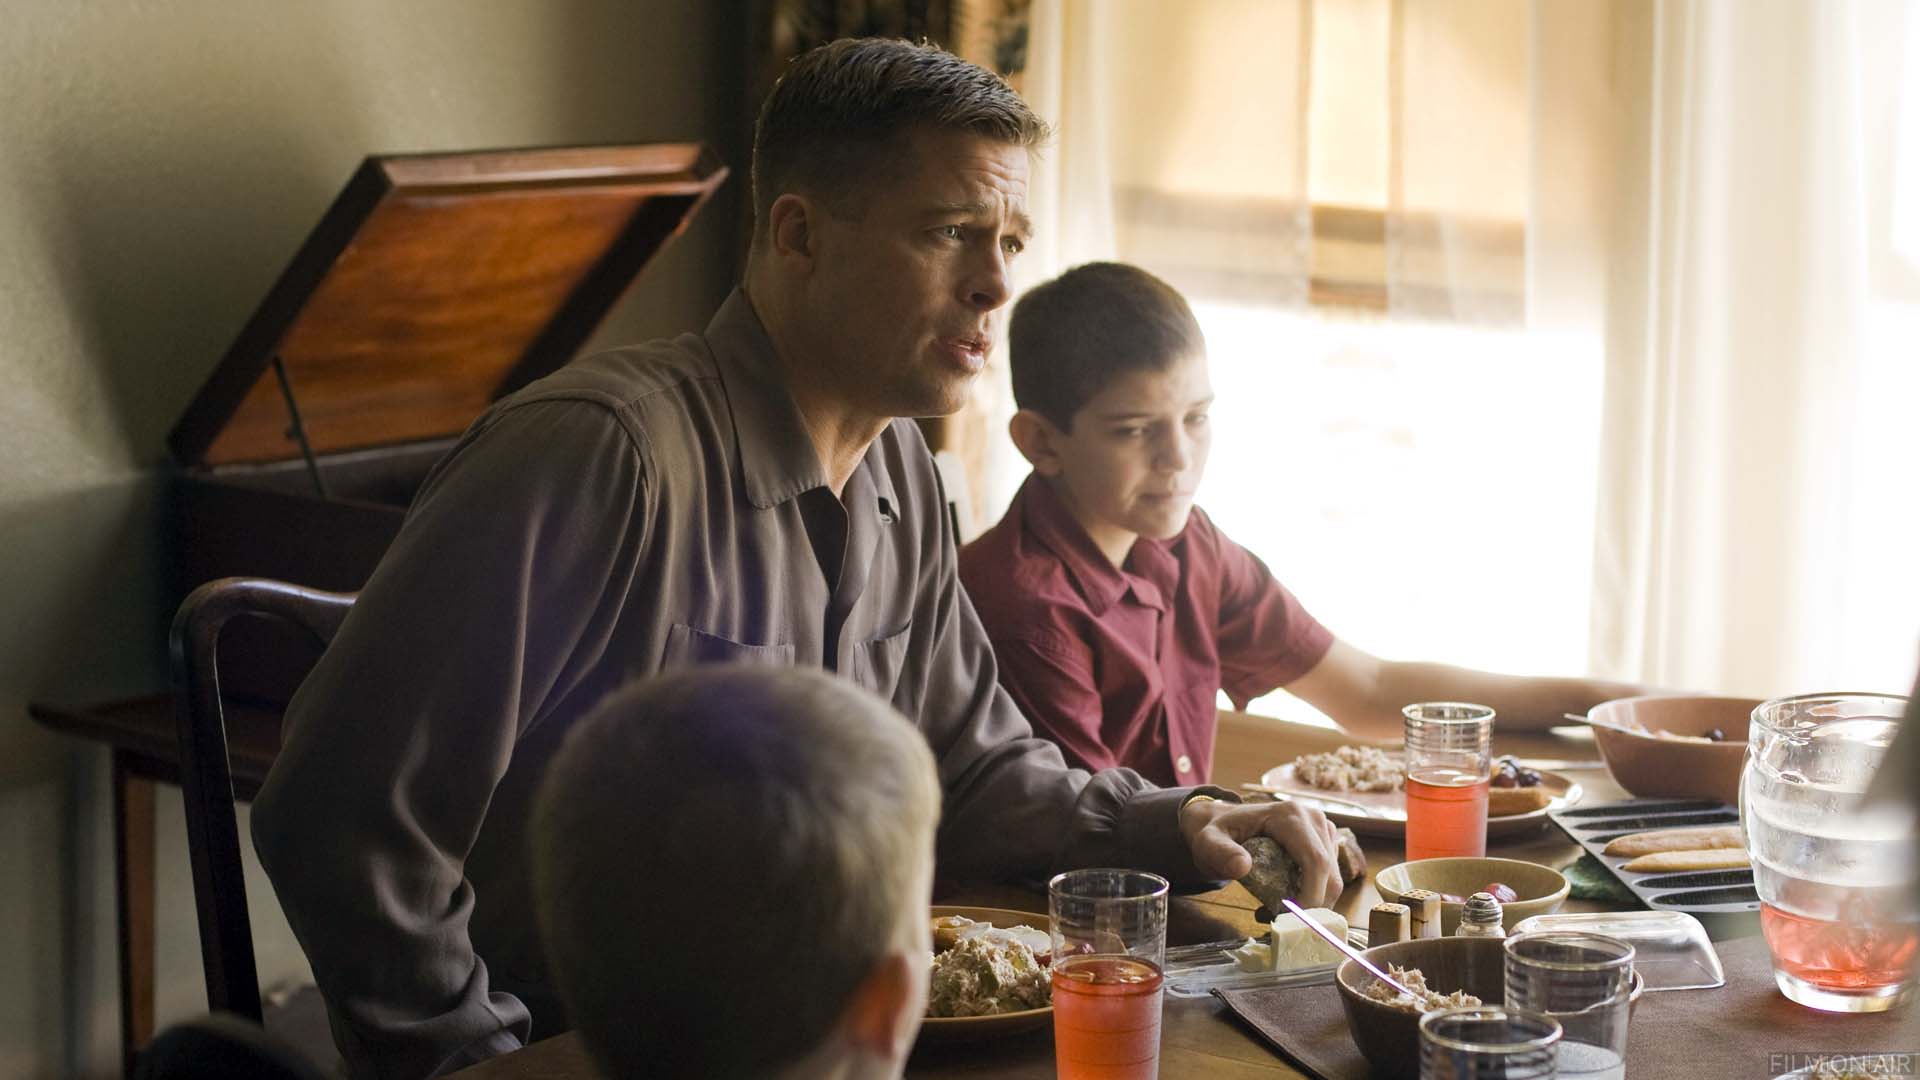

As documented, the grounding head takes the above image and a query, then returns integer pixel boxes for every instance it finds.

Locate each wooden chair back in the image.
[169,577,354,1021]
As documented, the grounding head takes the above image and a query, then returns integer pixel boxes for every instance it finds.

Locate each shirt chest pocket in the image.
[848,623,912,706]
[661,623,797,668]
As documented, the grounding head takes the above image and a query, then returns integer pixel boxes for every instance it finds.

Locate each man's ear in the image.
[1009,409,1066,475]
[839,950,919,1061]
[766,193,817,268]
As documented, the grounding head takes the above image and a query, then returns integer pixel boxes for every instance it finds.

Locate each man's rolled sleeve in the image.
[909,475,1209,889]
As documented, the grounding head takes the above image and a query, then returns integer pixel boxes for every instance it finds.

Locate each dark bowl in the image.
[1335,937,1508,1080]
[1334,936,1645,1079]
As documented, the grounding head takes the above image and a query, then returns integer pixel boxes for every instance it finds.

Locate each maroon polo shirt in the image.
[960,474,1335,786]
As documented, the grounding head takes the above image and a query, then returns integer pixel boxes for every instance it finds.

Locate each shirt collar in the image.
[705,289,896,513]
[1016,473,1152,616]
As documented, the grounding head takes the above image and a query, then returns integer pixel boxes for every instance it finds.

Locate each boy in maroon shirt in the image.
[959,262,1640,785]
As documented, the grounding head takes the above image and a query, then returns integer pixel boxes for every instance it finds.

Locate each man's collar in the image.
[705,289,896,512]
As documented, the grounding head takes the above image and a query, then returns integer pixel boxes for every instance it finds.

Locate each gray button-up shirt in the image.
[251,290,1208,1079]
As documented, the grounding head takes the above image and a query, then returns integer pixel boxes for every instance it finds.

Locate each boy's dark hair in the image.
[1010,262,1207,430]
[532,665,940,1079]
[751,37,1049,238]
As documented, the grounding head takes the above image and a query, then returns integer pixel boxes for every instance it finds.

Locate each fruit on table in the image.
[1490,756,1543,788]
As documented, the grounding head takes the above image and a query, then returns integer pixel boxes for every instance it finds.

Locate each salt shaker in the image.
[1457,892,1506,938]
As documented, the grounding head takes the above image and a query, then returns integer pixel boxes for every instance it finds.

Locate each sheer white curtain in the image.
[1592,0,1920,698]
[1004,0,1616,720]
[1001,0,1919,711]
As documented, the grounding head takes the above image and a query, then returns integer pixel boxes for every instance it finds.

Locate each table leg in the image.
[112,750,155,1079]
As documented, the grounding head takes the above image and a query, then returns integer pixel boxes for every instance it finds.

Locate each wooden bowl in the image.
[1374,858,1569,934]
[1586,695,1758,805]
[1335,937,1508,1080]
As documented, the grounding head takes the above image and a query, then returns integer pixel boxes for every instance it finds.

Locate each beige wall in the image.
[0,2,745,1074]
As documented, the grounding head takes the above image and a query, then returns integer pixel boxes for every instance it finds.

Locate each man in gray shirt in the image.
[251,37,1344,1079]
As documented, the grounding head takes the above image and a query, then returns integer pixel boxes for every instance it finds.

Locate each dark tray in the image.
[1549,797,1761,915]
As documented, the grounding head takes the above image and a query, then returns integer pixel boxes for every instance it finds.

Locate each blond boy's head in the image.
[533,665,941,1079]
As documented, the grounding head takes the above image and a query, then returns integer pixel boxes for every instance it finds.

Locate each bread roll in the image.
[1620,847,1750,873]
[1602,825,1743,857]
[1487,786,1553,817]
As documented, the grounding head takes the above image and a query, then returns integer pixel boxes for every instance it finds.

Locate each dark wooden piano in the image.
[31,142,728,1075]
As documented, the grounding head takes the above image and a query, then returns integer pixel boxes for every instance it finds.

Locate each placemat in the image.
[1215,934,1920,1079]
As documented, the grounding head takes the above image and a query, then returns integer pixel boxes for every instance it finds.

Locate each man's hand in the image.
[1178,798,1343,908]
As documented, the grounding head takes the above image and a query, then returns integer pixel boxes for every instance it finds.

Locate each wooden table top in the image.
[450,720,1633,1079]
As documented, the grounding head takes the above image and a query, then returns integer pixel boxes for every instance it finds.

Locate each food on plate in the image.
[1487,756,1554,814]
[1490,756,1543,789]
[1359,963,1483,1013]
[1229,907,1349,972]
[931,914,974,952]
[930,914,1052,961]
[1292,745,1403,793]
[1621,847,1751,874]
[1487,786,1554,817]
[1602,824,1744,858]
[926,934,1052,1017]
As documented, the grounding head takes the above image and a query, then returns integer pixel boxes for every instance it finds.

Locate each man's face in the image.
[804,129,1032,422]
[1038,351,1215,560]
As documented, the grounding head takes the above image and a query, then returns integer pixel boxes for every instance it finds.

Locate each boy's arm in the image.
[1285,639,1646,741]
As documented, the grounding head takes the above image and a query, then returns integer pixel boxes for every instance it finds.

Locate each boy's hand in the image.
[1178,798,1344,908]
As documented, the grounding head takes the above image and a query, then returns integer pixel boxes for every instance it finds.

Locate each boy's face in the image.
[1036,350,1214,561]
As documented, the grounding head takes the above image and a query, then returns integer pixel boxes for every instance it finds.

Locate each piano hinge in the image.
[271,355,330,500]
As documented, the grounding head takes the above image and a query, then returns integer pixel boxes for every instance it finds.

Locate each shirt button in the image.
[1175,754,1193,775]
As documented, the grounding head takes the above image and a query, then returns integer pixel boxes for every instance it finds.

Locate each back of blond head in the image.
[533,665,941,1079]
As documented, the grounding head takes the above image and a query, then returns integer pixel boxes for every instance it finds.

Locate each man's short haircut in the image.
[1009,261,1208,431]
[751,37,1049,238]
[532,665,942,1079]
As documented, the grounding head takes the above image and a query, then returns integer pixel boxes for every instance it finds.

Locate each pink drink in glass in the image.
[1405,767,1491,861]
[1760,902,1920,995]
[1052,955,1164,1080]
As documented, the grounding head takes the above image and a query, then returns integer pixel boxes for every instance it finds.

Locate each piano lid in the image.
[170,143,728,468]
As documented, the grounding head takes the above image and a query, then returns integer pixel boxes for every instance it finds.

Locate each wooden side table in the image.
[32,694,283,1078]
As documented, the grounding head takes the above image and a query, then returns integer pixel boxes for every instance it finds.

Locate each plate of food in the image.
[1256,745,1582,839]
[920,905,1055,1043]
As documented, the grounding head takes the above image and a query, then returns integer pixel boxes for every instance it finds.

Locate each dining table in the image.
[442,714,1709,1079]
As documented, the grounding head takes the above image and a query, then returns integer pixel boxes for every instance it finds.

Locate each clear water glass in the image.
[1419,1006,1562,1079]
[1743,693,1916,1013]
[1503,931,1634,1079]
